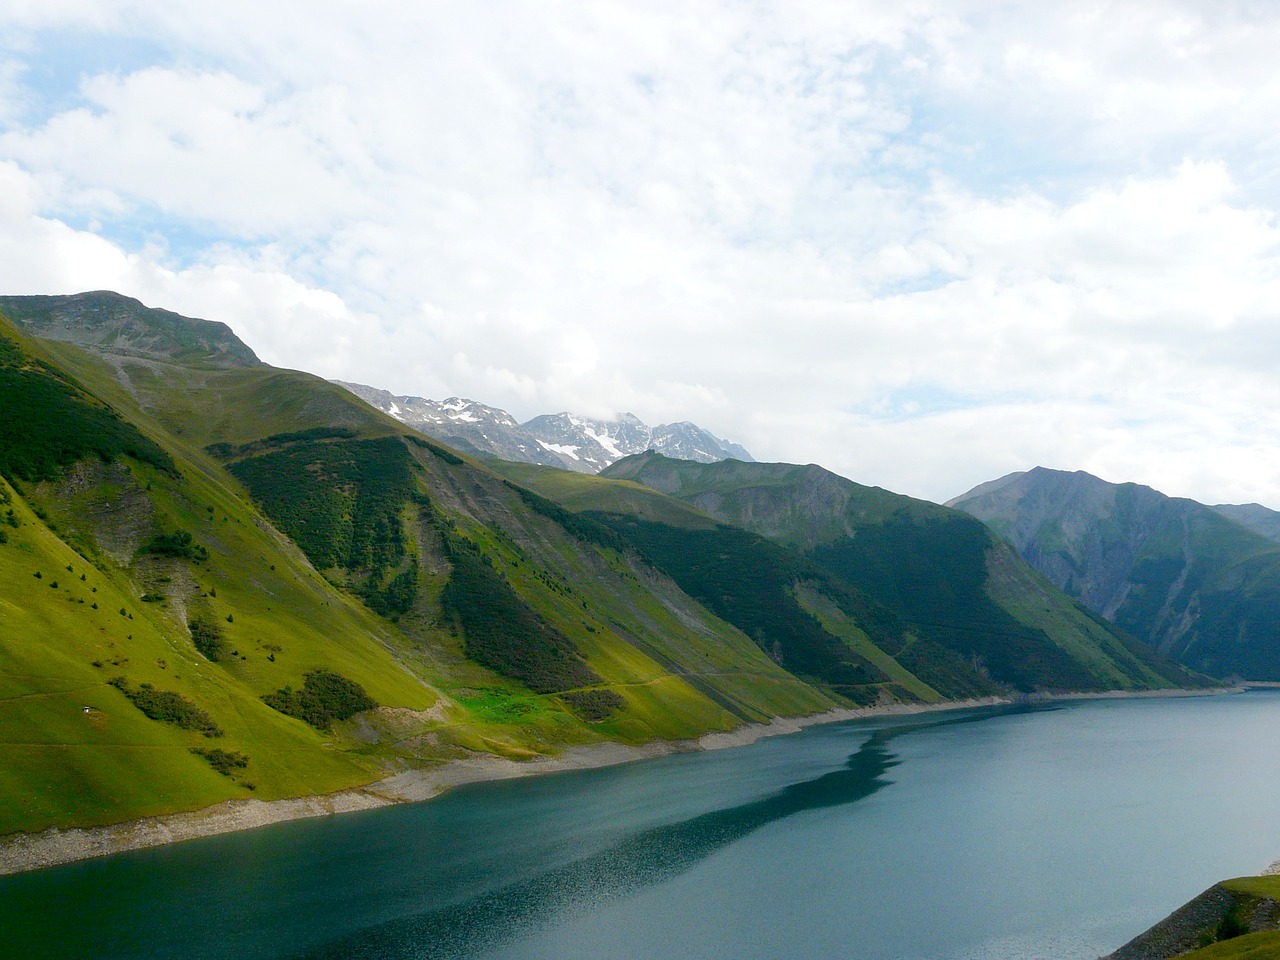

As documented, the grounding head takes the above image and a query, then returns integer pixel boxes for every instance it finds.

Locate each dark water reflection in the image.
[297,719,930,959]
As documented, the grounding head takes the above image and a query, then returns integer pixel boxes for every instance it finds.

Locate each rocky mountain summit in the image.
[335,381,753,473]
[0,291,262,368]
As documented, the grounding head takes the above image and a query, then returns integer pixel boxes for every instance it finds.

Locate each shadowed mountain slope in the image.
[598,454,1205,694]
[493,461,994,702]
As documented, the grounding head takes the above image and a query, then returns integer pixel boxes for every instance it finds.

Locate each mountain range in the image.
[949,467,1280,679]
[335,380,753,473]
[0,289,1253,849]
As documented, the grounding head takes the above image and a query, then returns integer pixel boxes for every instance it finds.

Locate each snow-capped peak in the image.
[333,380,752,474]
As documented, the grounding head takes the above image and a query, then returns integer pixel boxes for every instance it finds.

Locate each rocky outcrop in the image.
[1106,880,1280,960]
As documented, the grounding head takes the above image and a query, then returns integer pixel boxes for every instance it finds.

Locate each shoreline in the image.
[0,687,1244,878]
[1020,684,1248,703]
[0,696,1006,877]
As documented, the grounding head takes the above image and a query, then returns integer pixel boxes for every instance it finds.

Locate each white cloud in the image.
[2,2,1280,508]
[1,68,373,235]
[0,162,134,289]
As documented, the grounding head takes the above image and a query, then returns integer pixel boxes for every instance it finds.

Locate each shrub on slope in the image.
[438,523,601,694]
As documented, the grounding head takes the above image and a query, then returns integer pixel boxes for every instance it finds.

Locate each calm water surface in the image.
[5,691,1280,960]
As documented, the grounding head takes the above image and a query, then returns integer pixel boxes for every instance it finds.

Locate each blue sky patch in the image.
[7,28,172,122]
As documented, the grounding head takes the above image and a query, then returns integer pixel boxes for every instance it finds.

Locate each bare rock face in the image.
[1106,882,1280,960]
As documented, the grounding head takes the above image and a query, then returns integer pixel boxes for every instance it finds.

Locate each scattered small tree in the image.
[188,616,226,661]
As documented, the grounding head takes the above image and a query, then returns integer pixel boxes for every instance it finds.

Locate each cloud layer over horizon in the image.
[3,2,1279,506]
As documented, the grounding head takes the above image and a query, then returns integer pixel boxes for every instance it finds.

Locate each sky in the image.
[2,2,1279,507]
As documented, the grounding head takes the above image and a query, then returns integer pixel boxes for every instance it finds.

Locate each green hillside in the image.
[0,297,836,837]
[0,323,436,830]
[600,454,1204,693]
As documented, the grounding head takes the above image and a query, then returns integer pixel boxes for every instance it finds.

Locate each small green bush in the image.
[263,670,376,729]
[560,689,626,722]
[139,530,208,562]
[190,747,248,776]
[1217,905,1248,942]
[188,616,226,661]
[362,567,418,617]
[108,676,222,737]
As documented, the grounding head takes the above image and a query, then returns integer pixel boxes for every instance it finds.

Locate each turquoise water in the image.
[4,691,1280,960]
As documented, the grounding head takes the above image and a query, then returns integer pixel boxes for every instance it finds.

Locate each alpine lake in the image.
[5,689,1280,960]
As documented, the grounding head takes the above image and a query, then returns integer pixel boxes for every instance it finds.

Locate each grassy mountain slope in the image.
[601,454,1203,693]
[0,296,838,837]
[64,362,822,726]
[949,468,1280,679]
[0,322,437,831]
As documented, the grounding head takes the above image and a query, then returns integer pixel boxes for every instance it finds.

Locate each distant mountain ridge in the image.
[335,380,753,473]
[948,467,1280,679]
[1210,501,1280,543]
